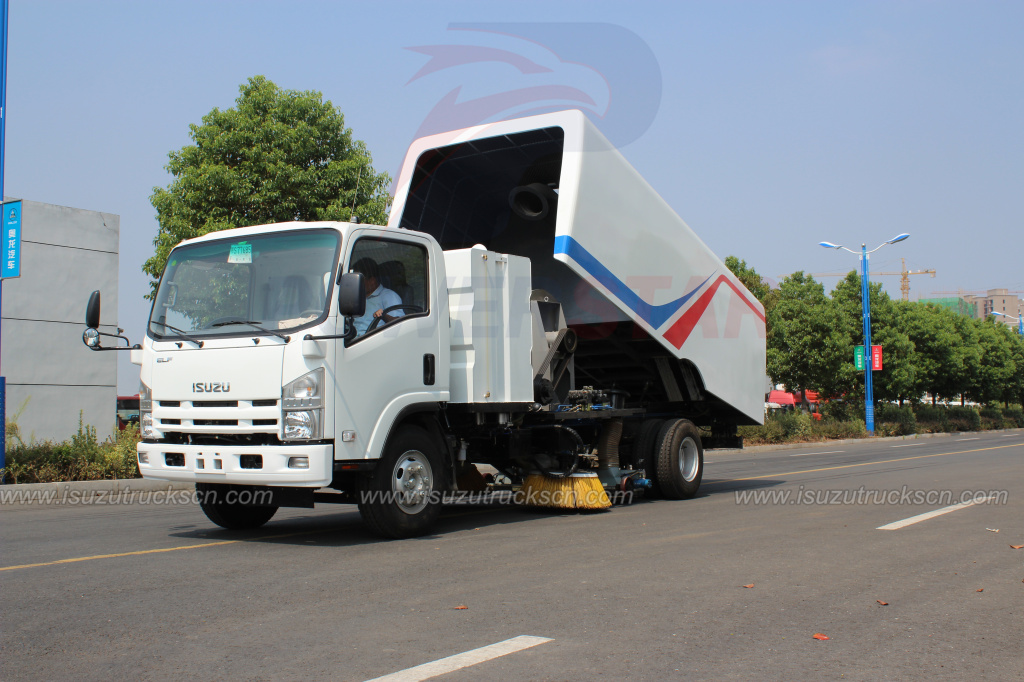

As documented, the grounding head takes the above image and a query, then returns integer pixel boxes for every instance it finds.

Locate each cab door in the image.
[334,230,446,461]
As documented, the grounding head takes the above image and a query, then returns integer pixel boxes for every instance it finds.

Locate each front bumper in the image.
[137,442,334,487]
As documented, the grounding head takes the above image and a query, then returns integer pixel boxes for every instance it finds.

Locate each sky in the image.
[3,0,1022,392]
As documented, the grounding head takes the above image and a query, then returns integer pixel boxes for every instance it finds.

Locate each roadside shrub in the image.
[1003,407,1024,428]
[978,405,1006,430]
[822,401,857,422]
[875,404,917,436]
[947,406,981,432]
[775,410,814,439]
[1,415,141,484]
[739,418,786,445]
[913,404,950,433]
[810,419,867,440]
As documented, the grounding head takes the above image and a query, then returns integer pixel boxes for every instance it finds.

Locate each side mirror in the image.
[338,272,366,317]
[86,290,101,329]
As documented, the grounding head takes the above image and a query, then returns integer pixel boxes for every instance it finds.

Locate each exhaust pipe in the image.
[509,183,558,221]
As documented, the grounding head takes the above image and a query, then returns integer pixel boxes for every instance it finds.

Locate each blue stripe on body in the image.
[553,235,714,329]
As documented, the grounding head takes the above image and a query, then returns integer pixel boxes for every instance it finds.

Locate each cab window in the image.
[347,238,428,338]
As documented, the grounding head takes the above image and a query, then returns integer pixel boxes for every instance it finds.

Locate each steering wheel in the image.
[367,304,424,332]
[297,309,324,319]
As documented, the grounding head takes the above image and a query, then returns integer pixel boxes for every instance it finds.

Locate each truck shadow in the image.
[167,503,569,547]
[166,480,786,547]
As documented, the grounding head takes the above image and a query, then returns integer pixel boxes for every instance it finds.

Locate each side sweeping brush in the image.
[519,472,611,511]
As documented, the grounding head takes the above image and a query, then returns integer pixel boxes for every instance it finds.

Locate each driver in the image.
[351,258,404,336]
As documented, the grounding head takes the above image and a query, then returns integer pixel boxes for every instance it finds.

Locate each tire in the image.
[634,419,666,497]
[196,483,279,530]
[358,425,446,538]
[654,419,704,500]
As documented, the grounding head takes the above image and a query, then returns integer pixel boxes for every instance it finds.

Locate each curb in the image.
[1,479,194,496]
[711,427,1024,456]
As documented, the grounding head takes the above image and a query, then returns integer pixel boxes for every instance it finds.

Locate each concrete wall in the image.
[2,199,120,443]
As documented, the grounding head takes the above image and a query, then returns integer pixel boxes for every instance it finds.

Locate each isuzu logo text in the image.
[193,382,230,393]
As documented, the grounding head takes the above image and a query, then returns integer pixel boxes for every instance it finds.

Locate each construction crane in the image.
[808,258,936,301]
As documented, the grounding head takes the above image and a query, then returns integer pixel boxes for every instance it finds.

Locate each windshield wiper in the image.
[208,319,290,342]
[150,320,203,347]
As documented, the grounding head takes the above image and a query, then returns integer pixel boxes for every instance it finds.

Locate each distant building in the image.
[964,289,1021,322]
[919,297,977,318]
[1,198,120,443]
[920,289,1022,329]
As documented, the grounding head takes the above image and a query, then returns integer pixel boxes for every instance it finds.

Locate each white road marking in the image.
[957,437,980,441]
[364,635,553,682]
[891,443,925,448]
[877,496,996,530]
[789,450,845,457]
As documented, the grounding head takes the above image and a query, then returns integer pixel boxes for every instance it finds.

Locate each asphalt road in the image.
[3,431,1023,681]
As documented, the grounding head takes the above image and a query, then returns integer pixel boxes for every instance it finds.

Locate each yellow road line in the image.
[715,443,1023,483]
[0,529,326,573]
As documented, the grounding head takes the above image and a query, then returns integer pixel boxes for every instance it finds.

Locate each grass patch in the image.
[2,413,141,484]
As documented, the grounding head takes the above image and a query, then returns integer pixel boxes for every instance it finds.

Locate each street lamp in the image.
[988,310,1024,335]
[819,233,910,435]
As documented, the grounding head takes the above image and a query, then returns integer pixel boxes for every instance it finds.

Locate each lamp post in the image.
[819,233,910,435]
[988,310,1024,335]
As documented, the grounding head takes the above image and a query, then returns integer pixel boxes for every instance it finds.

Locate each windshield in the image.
[149,229,340,338]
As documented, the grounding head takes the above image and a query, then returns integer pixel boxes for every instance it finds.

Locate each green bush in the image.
[739,418,786,445]
[1003,407,1024,428]
[810,419,867,440]
[1,415,141,484]
[947,406,981,432]
[913,404,950,433]
[875,404,917,436]
[822,401,858,422]
[740,410,818,445]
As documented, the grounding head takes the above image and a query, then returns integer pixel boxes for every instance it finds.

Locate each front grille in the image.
[193,400,239,408]
[153,397,281,437]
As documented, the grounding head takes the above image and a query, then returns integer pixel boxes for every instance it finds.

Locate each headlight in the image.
[282,369,324,440]
[139,381,157,439]
[284,411,318,440]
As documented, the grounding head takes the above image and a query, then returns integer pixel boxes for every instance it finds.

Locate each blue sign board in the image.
[2,200,20,278]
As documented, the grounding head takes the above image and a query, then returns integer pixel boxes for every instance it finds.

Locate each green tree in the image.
[946,313,981,404]
[969,319,1016,405]
[829,272,916,404]
[144,75,391,295]
[767,272,847,401]
[905,303,968,404]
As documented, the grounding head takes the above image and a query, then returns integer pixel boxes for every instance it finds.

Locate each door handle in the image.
[423,354,435,386]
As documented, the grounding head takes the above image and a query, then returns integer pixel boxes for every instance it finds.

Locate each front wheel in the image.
[196,483,279,529]
[358,426,446,538]
[654,419,704,500]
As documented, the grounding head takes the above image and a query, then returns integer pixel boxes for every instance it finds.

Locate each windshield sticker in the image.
[228,242,252,264]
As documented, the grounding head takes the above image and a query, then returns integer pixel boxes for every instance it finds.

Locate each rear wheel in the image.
[634,419,665,497]
[359,425,446,538]
[196,483,279,529]
[654,419,704,500]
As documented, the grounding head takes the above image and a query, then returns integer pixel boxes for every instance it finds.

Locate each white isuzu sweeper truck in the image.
[83,110,766,538]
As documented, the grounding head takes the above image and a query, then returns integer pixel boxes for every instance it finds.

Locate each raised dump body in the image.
[389,110,766,426]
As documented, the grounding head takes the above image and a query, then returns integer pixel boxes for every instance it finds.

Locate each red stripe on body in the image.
[662,275,765,349]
